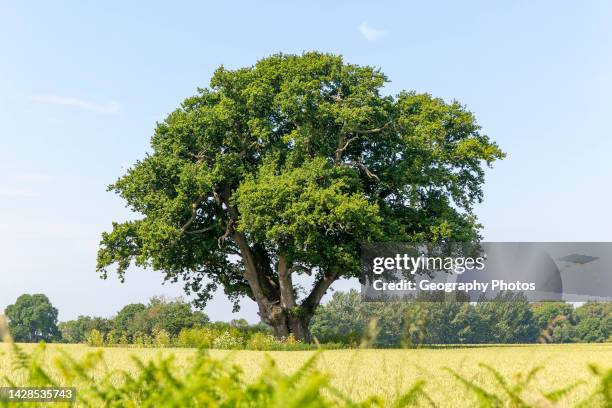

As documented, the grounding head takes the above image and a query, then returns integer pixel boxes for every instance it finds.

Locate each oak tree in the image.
[97,52,503,341]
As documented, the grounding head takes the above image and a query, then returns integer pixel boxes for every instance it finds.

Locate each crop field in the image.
[1,343,610,406]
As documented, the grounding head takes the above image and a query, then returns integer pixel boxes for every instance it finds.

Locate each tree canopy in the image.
[4,294,60,343]
[97,52,504,340]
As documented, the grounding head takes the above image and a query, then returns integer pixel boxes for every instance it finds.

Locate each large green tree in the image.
[97,52,503,340]
[5,294,60,343]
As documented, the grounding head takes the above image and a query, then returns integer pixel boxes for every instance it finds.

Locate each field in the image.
[1,343,610,406]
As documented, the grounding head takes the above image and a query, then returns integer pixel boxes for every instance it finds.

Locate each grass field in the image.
[1,343,610,406]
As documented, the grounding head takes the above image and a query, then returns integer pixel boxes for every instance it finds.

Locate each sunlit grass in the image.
[1,343,609,406]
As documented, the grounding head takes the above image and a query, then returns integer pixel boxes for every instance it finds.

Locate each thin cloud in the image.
[31,94,120,114]
[21,173,51,183]
[359,21,386,43]
[0,188,36,198]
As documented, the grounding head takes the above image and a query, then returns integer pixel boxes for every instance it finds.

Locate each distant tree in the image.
[58,316,93,343]
[5,294,60,343]
[451,302,490,344]
[145,297,209,337]
[531,302,575,328]
[59,316,114,344]
[114,303,147,340]
[230,318,250,330]
[574,302,611,342]
[311,291,551,346]
[401,293,466,346]
[310,290,366,344]
[475,292,540,343]
[96,52,504,341]
[530,301,575,343]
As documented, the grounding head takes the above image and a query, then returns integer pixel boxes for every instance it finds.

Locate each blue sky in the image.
[1,1,611,322]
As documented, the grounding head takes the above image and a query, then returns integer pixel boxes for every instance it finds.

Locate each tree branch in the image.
[180,195,208,233]
[335,135,358,162]
[335,122,392,162]
[184,226,216,235]
[217,220,234,248]
[354,121,392,135]
[301,271,339,314]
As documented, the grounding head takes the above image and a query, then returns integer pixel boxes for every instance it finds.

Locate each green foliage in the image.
[246,332,278,350]
[236,157,382,271]
[578,364,612,407]
[113,303,147,341]
[529,302,611,344]
[531,301,575,329]
[105,330,119,346]
[85,329,104,347]
[311,290,543,346]
[473,292,540,344]
[4,294,60,343]
[173,327,329,351]
[146,296,209,337]
[96,52,504,338]
[60,297,208,344]
[174,327,246,349]
[152,328,171,348]
[310,290,365,345]
[176,327,216,349]
[59,316,113,344]
[574,302,611,343]
[212,331,244,350]
[530,301,576,343]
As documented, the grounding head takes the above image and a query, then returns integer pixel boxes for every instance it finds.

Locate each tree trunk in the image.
[221,193,333,343]
[264,305,312,342]
[259,256,314,341]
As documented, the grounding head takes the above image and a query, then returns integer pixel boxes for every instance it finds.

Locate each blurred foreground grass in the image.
[0,343,609,406]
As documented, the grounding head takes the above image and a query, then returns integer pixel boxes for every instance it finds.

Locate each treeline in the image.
[310,290,611,346]
[3,292,610,348]
[57,296,308,349]
[60,296,212,344]
[2,294,333,350]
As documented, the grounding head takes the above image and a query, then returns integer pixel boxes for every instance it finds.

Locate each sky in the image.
[1,1,611,323]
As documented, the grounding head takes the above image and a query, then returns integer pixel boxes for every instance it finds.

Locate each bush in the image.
[153,328,171,348]
[212,331,244,349]
[105,330,118,346]
[85,329,104,347]
[246,332,277,350]
[176,327,217,348]
[118,333,129,346]
[173,327,341,351]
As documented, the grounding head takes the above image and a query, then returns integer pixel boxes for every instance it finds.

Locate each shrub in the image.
[118,333,129,346]
[132,333,145,347]
[212,331,244,349]
[153,328,171,348]
[105,330,118,346]
[246,332,277,350]
[176,328,215,348]
[85,329,104,347]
